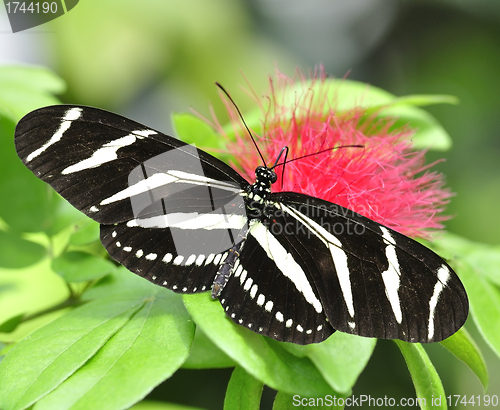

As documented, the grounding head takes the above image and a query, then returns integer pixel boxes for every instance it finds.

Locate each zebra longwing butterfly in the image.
[14,105,468,345]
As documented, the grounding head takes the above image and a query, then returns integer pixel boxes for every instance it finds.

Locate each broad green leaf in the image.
[284,332,376,395]
[396,341,446,410]
[0,314,25,333]
[440,328,488,391]
[182,327,235,369]
[0,230,46,268]
[173,113,223,150]
[0,296,146,410]
[83,266,163,300]
[0,116,64,233]
[223,366,263,410]
[130,400,206,410]
[0,66,64,121]
[377,104,452,150]
[34,290,194,410]
[277,79,453,151]
[183,293,335,397]
[456,257,500,359]
[69,219,100,246]
[273,391,343,409]
[52,251,116,282]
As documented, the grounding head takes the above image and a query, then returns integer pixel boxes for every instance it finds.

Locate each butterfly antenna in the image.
[273,145,364,168]
[271,146,288,189]
[216,82,267,166]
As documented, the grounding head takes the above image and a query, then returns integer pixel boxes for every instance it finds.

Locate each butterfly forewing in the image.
[15,105,248,224]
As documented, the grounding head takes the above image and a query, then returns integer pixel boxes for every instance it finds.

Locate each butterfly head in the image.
[255,165,277,185]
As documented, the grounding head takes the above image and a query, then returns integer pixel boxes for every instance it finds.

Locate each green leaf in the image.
[0,296,145,410]
[69,219,100,246]
[182,327,235,369]
[440,328,488,392]
[173,113,222,149]
[0,116,65,233]
[0,230,46,268]
[377,104,452,150]
[0,314,25,333]
[275,79,454,151]
[52,251,116,283]
[395,341,446,410]
[172,113,235,165]
[0,66,65,122]
[456,258,500,359]
[284,332,376,395]
[183,292,335,397]
[34,291,194,410]
[223,366,263,410]
[0,285,195,410]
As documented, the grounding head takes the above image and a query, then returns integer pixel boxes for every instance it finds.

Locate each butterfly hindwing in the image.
[219,229,335,344]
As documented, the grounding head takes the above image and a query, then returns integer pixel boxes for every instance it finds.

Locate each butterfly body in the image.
[15,105,468,345]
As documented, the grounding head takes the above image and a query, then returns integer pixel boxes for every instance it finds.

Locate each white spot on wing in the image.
[239,269,247,285]
[195,254,205,266]
[185,254,196,266]
[286,319,293,328]
[265,300,273,312]
[123,247,132,252]
[243,277,253,291]
[213,254,222,265]
[136,250,143,258]
[234,265,243,278]
[275,311,284,322]
[250,284,258,299]
[173,255,184,265]
[163,253,173,263]
[205,253,215,265]
[146,253,157,260]
[256,294,265,306]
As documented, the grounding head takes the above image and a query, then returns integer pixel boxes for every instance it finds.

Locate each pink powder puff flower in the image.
[213,69,452,238]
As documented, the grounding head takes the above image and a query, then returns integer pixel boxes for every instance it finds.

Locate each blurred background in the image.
[1,0,499,408]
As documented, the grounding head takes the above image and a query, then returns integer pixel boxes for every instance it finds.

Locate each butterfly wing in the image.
[266,192,468,343]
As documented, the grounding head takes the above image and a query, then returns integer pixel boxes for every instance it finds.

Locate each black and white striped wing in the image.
[15,105,250,293]
[223,192,467,343]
